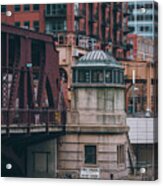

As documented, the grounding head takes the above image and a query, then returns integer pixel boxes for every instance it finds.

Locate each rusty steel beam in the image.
[1,23,65,132]
[1,24,57,45]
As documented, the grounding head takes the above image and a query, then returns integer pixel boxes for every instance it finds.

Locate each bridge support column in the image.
[27,138,58,178]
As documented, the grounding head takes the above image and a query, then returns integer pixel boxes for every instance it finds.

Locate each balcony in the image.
[45,9,66,18]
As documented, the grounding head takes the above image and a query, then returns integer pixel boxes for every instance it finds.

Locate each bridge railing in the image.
[1,109,66,134]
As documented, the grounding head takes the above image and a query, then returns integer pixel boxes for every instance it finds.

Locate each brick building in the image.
[126,34,154,62]
[45,2,130,58]
[1,4,45,32]
[1,3,131,58]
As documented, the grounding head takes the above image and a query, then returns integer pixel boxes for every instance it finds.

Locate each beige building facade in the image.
[57,51,135,179]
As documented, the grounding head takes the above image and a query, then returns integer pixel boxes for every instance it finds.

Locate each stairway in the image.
[127,134,136,174]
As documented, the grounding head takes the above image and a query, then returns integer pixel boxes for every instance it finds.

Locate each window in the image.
[144,26,151,32]
[15,22,20,27]
[140,26,144,32]
[105,70,112,83]
[46,4,51,15]
[114,70,120,83]
[145,15,153,21]
[14,5,20,12]
[120,71,124,84]
[33,21,40,32]
[137,15,144,21]
[85,145,96,164]
[24,4,30,11]
[128,15,134,21]
[117,145,125,164]
[1,5,6,13]
[92,70,104,83]
[51,21,67,32]
[24,21,30,28]
[78,70,90,83]
[33,4,39,11]
[145,4,153,9]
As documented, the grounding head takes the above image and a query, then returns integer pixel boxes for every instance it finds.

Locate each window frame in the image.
[33,4,40,11]
[33,21,40,32]
[14,5,20,12]
[117,144,125,164]
[24,4,30,11]
[15,22,21,27]
[1,5,6,13]
[91,69,104,83]
[84,145,97,165]
[24,21,30,28]
[78,69,90,83]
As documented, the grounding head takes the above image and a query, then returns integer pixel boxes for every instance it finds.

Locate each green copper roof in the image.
[75,50,122,68]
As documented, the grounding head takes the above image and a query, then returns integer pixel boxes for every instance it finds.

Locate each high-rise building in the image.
[45,2,130,59]
[1,3,131,58]
[128,1,158,39]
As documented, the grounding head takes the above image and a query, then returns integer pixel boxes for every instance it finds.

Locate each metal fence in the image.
[1,109,66,134]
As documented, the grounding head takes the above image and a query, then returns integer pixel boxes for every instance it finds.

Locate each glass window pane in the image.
[24,4,30,11]
[33,21,40,32]
[14,5,20,12]
[1,5,6,13]
[92,70,104,83]
[85,145,96,164]
[78,70,90,83]
[105,70,112,83]
[24,21,30,28]
[15,22,20,27]
[33,4,39,11]
[46,5,51,15]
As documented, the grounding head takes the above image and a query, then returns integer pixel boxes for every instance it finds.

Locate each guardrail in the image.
[1,109,66,135]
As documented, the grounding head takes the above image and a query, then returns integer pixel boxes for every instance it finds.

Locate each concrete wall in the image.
[70,88,126,126]
[57,134,129,179]
[27,139,57,178]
